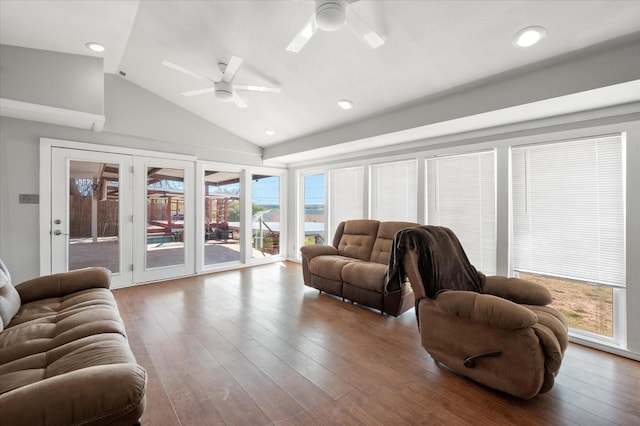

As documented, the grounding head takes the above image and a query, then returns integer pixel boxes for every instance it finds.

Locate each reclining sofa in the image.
[300,219,419,316]
[0,259,146,425]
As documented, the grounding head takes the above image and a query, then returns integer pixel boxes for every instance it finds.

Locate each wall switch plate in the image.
[19,194,39,204]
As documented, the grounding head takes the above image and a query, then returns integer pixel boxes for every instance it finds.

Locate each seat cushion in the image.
[342,261,387,293]
[309,255,364,281]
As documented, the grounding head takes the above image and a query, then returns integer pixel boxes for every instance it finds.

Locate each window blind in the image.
[426,151,496,275]
[371,160,417,222]
[330,166,364,233]
[511,135,625,287]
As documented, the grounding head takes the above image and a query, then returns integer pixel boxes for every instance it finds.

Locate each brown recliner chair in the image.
[388,226,569,399]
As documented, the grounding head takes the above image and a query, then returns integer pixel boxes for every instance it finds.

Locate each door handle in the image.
[53,230,68,236]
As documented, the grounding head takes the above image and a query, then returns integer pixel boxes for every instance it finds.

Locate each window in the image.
[329,166,364,235]
[511,135,625,338]
[303,173,326,245]
[426,151,496,275]
[371,160,417,222]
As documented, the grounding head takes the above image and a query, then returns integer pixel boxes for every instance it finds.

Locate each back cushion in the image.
[337,220,380,261]
[370,221,419,264]
[0,267,21,332]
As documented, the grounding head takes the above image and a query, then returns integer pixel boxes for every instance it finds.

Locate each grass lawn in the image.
[519,273,613,337]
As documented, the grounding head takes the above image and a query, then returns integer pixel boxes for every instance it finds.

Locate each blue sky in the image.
[304,174,325,205]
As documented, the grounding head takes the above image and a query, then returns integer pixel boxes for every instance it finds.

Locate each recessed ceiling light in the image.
[85,42,105,52]
[337,99,354,110]
[265,129,275,136]
[513,26,547,47]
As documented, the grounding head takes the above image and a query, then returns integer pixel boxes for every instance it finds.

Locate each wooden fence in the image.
[69,196,119,238]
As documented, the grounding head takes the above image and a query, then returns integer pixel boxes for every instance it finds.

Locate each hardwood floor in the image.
[113,261,640,425]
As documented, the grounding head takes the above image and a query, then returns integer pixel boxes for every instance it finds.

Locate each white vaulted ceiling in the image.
[1,1,640,163]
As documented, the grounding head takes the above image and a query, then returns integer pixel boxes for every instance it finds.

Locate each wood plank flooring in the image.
[113,261,640,425]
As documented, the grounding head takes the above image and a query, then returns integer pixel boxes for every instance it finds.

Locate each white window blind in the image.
[330,166,364,233]
[371,160,417,222]
[426,151,496,275]
[511,135,625,287]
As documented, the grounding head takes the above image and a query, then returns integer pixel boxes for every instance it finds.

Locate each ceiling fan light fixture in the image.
[316,1,347,32]
[513,26,547,47]
[215,81,234,102]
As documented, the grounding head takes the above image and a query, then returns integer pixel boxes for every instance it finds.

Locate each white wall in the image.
[0,45,104,115]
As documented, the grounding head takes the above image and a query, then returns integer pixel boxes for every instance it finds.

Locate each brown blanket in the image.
[385,225,484,298]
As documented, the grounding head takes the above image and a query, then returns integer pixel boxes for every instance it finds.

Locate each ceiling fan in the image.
[161,56,281,108]
[286,0,385,53]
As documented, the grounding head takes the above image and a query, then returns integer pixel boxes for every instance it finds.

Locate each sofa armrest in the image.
[434,290,538,329]
[16,267,111,304]
[300,244,339,260]
[0,364,146,426]
[481,276,553,306]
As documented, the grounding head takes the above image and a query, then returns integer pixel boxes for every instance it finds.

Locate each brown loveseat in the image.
[0,259,146,425]
[300,219,419,316]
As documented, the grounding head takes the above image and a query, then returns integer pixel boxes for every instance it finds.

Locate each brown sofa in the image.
[300,219,419,316]
[0,259,146,425]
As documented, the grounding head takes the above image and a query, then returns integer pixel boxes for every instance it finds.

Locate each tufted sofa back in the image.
[334,220,419,264]
[335,220,380,260]
[370,221,420,264]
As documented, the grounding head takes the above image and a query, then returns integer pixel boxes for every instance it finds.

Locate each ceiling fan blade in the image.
[181,87,216,96]
[222,56,244,83]
[234,84,281,93]
[286,13,318,53]
[232,92,248,108]
[346,10,385,49]
[161,60,207,80]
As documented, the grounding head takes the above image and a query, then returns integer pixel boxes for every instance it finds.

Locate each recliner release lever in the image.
[463,350,502,368]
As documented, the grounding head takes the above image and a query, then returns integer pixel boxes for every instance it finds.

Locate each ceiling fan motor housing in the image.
[315,0,347,32]
[215,81,234,102]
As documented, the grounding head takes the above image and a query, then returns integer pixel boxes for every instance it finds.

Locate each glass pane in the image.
[146,167,185,268]
[68,161,120,273]
[252,175,280,258]
[303,174,325,246]
[204,170,241,265]
[518,273,614,337]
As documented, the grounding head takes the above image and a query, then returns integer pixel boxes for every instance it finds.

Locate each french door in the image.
[133,156,194,283]
[51,148,134,287]
[50,147,194,286]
